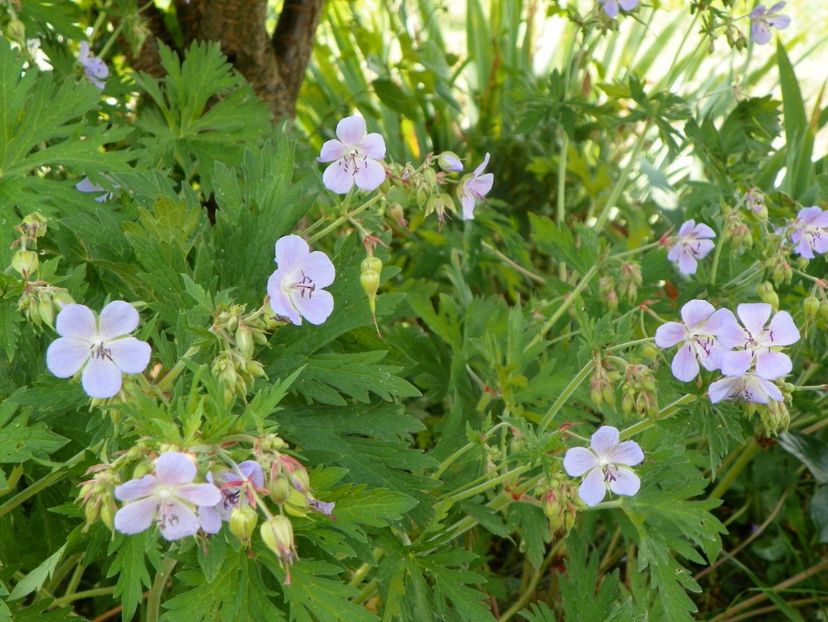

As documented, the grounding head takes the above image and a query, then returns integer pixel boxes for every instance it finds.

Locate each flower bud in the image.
[621,392,634,415]
[229,505,258,544]
[99,499,116,530]
[361,256,383,275]
[21,212,48,238]
[260,515,297,575]
[437,151,463,173]
[268,474,292,505]
[757,281,779,311]
[388,203,407,228]
[12,250,39,277]
[235,326,255,358]
[84,498,101,525]
[804,296,820,320]
[819,301,828,321]
[52,289,75,310]
[7,19,26,44]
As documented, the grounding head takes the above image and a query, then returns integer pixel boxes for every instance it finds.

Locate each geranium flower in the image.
[563,426,644,507]
[114,452,222,540]
[78,42,108,90]
[749,2,791,45]
[790,206,828,259]
[199,461,264,534]
[745,188,766,215]
[46,301,151,399]
[458,153,494,220]
[600,0,638,18]
[709,372,783,404]
[75,177,113,203]
[667,219,716,275]
[718,303,799,380]
[655,300,734,381]
[318,116,386,194]
[266,235,335,326]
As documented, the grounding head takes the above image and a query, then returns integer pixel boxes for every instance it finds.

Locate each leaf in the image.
[0,301,23,361]
[9,544,66,600]
[810,485,828,543]
[106,533,153,621]
[0,414,69,464]
[779,431,828,484]
[419,550,495,621]
[329,486,419,528]
[280,560,377,622]
[559,530,620,622]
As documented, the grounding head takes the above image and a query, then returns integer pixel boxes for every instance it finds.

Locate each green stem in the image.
[528,264,600,349]
[538,362,594,431]
[498,543,562,622]
[610,239,662,261]
[619,394,696,439]
[792,384,828,391]
[557,131,569,281]
[709,439,760,500]
[709,230,725,285]
[593,122,651,234]
[0,449,87,518]
[50,586,116,608]
[442,465,530,505]
[146,557,177,622]
[307,194,383,244]
[607,337,654,352]
[482,242,546,284]
[97,20,124,59]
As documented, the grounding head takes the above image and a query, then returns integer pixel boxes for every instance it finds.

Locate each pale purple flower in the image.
[600,0,638,18]
[749,2,791,45]
[75,177,112,203]
[459,153,494,220]
[745,188,765,215]
[78,42,108,90]
[267,235,335,326]
[199,460,264,534]
[790,207,828,259]
[308,497,336,516]
[114,452,222,540]
[654,300,734,381]
[709,372,783,404]
[718,303,799,380]
[318,116,386,194]
[563,426,644,507]
[667,220,716,275]
[46,301,151,399]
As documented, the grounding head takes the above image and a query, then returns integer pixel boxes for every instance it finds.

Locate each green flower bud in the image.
[437,151,463,173]
[7,19,26,44]
[99,499,116,531]
[38,296,55,328]
[820,301,828,321]
[229,505,258,544]
[361,256,383,275]
[268,474,292,505]
[21,212,48,238]
[260,515,297,571]
[804,296,820,320]
[235,326,255,358]
[12,250,39,276]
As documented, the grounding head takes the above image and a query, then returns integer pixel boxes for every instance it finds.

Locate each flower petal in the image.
[275,235,310,270]
[563,447,599,477]
[755,350,792,380]
[109,337,151,374]
[461,192,476,220]
[609,441,644,466]
[47,337,90,378]
[155,452,197,485]
[680,299,715,327]
[705,308,736,334]
[693,239,715,259]
[322,160,355,194]
[693,223,716,239]
[767,14,790,28]
[99,301,139,340]
[754,376,783,402]
[709,377,737,403]
[353,158,386,191]
[76,177,104,193]
[472,153,491,177]
[618,0,638,9]
[678,220,695,236]
[671,344,700,382]
[609,467,640,497]
[238,461,265,487]
[302,250,336,289]
[359,133,386,160]
[115,475,158,501]
[335,115,366,145]
[199,505,223,534]
[267,271,302,325]
[767,311,799,346]
[56,304,96,340]
[590,426,620,457]
[158,501,200,540]
[318,139,346,163]
[294,289,334,325]
[468,172,494,198]
[716,314,747,348]
[654,322,685,348]
[177,483,222,507]
[720,350,753,377]
[737,303,771,338]
[81,357,123,398]
[677,251,698,275]
[578,468,607,507]
[114,496,158,535]
[752,20,771,44]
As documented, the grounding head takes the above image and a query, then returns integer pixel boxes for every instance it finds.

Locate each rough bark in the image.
[129,0,324,119]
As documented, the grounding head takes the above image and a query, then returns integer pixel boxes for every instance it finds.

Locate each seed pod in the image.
[804,296,819,320]
[260,515,297,569]
[268,474,291,505]
[12,250,39,276]
[235,326,255,358]
[229,505,258,544]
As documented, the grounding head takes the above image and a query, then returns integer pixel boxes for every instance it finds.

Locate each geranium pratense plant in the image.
[655,299,734,381]
[46,301,151,399]
[266,234,335,326]
[318,115,387,193]
[563,426,644,507]
[114,452,222,540]
[667,219,716,275]
[749,2,791,45]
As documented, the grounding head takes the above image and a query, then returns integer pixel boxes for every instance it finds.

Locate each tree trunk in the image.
[131,0,324,119]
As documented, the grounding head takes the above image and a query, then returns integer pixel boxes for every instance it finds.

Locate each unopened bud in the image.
[757,281,779,310]
[388,203,407,228]
[437,151,463,173]
[38,296,55,328]
[100,499,116,530]
[21,212,48,238]
[53,289,74,310]
[12,250,39,276]
[229,505,258,543]
[804,296,819,320]
[819,301,828,321]
[260,515,297,573]
[268,475,291,505]
[235,326,255,358]
[7,19,25,44]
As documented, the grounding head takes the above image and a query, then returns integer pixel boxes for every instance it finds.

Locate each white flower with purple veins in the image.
[667,220,716,275]
[199,460,264,534]
[459,153,494,220]
[318,116,386,194]
[267,235,335,326]
[709,372,783,404]
[600,0,638,18]
[749,2,791,45]
[46,301,151,399]
[114,452,222,540]
[78,42,109,90]
[718,303,799,380]
[790,207,828,259]
[655,300,734,382]
[75,177,113,203]
[563,426,644,507]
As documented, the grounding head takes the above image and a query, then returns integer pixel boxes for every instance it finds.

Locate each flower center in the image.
[90,340,113,361]
[288,271,316,300]
[339,148,369,177]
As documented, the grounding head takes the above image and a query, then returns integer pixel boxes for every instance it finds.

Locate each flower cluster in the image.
[656,299,800,405]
